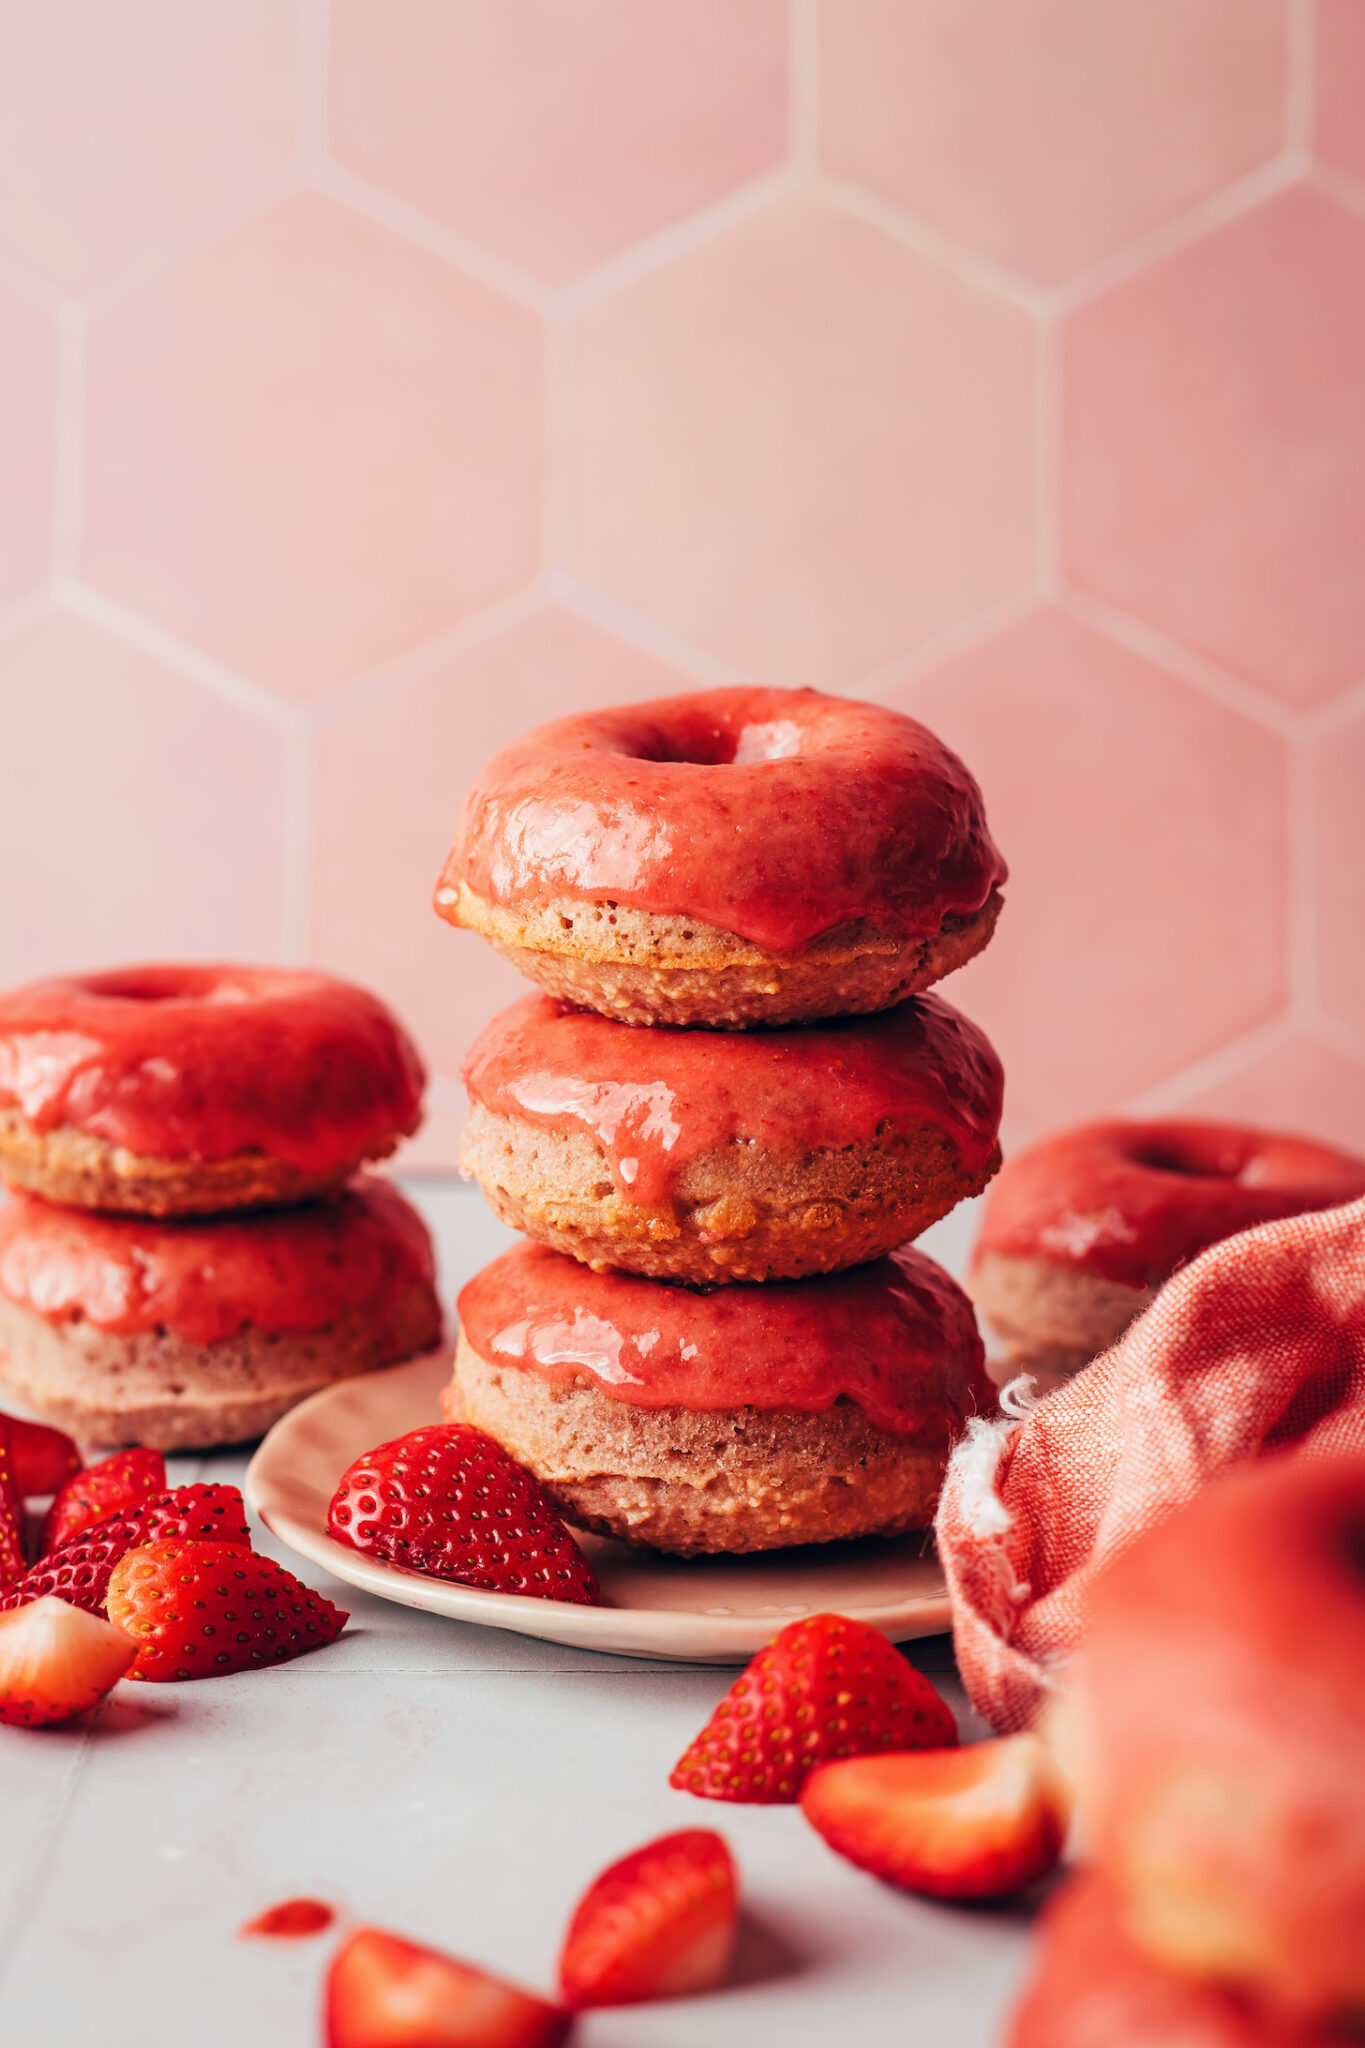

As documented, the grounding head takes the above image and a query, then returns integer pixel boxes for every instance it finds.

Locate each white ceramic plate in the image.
[245,1350,952,1664]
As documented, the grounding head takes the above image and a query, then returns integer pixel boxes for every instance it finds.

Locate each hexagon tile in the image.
[0,610,290,980]
[1063,186,1365,708]
[0,0,297,297]
[309,605,702,1082]
[328,0,788,285]
[904,608,1288,1137]
[82,193,542,702]
[555,191,1035,690]
[818,0,1288,286]
[1315,0,1365,192]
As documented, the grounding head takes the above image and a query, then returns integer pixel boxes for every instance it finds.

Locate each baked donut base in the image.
[462,1103,1000,1285]
[970,1248,1155,1390]
[450,1333,946,1556]
[0,1291,443,1451]
[0,1106,401,1217]
[445,881,1003,1028]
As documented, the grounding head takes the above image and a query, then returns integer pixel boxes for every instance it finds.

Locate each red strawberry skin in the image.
[326,1927,570,2048]
[0,1425,24,1588]
[5,1416,81,1498]
[41,1445,166,1553]
[106,1538,347,1681]
[559,1828,738,2010]
[0,1483,253,1617]
[328,1424,601,1607]
[670,1612,958,1804]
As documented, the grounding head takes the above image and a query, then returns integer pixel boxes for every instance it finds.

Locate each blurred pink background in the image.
[1,1,1363,1164]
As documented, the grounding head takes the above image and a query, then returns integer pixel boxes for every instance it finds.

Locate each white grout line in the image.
[1306,160,1365,222]
[309,580,552,727]
[297,0,330,177]
[1057,589,1297,735]
[54,580,301,729]
[1054,152,1304,313]
[308,160,551,314]
[50,307,86,579]
[556,165,797,316]
[1121,1016,1292,1116]
[1286,728,1318,1024]
[546,570,753,689]
[1034,312,1061,598]
[91,172,301,313]
[847,590,1040,704]
[1285,0,1317,156]
[812,169,1050,315]
[787,0,821,174]
[1300,669,1365,733]
[0,1722,97,1997]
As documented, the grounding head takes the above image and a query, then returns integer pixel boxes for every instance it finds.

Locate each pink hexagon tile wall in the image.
[1063,187,1365,708]
[0,0,297,297]
[328,0,788,284]
[82,193,542,701]
[0,609,290,980]
[903,609,1288,1137]
[818,0,1287,286]
[555,192,1035,690]
[1,10,1362,1164]
[309,606,699,1080]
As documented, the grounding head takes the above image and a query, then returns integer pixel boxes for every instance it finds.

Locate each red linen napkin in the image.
[936,1195,1365,1733]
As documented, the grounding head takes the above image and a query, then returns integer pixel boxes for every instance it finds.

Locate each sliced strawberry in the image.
[0,1424,24,1588]
[559,1828,737,2010]
[0,1483,253,1617]
[241,1897,335,1939]
[801,1732,1068,1900]
[326,1927,569,2048]
[328,1425,600,1607]
[41,1445,166,1553]
[669,1612,957,1804]
[106,1538,347,1681]
[4,1415,81,1498]
[0,1593,137,1725]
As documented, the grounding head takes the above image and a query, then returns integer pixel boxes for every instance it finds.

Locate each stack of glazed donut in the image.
[0,966,442,1449]
[436,685,1007,1556]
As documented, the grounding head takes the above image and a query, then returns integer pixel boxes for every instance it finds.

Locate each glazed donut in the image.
[461,991,1003,1284]
[448,1238,992,1555]
[970,1119,1365,1386]
[436,686,1005,1028]
[0,1179,442,1449]
[1010,1875,1346,2047]
[1068,1453,1365,2024]
[0,964,426,1216]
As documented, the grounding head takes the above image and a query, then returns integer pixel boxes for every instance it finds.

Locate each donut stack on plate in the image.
[0,966,443,1451]
[437,686,1008,1558]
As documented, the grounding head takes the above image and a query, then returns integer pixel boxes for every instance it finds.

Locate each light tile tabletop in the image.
[0,1181,1035,2047]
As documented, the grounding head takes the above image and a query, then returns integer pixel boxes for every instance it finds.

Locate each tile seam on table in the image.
[0,1717,99,1995]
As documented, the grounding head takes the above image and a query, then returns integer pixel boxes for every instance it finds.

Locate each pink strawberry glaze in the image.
[457,1239,992,1439]
[463,990,1002,1208]
[975,1119,1365,1290]
[438,686,1006,954]
[0,1178,437,1346]
[0,964,425,1173]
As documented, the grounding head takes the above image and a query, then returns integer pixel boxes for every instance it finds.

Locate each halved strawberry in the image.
[326,1927,569,2048]
[801,1732,1068,1900]
[559,1828,737,2010]
[4,1415,81,1498]
[106,1537,347,1681]
[0,1593,136,1725]
[670,1612,957,1804]
[328,1425,600,1606]
[0,1424,24,1588]
[41,1445,166,1553]
[0,1483,253,1617]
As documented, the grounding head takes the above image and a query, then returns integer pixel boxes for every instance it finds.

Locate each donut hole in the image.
[79,965,246,1006]
[1130,1138,1246,1182]
[620,716,806,768]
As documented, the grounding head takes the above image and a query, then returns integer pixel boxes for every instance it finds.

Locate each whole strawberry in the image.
[4,1414,81,1498]
[0,1484,253,1617]
[42,1445,166,1554]
[328,1424,601,1606]
[670,1612,958,1804]
[106,1538,348,1681]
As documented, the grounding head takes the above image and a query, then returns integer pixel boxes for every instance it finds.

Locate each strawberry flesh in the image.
[559,1828,737,2010]
[326,1926,570,2048]
[0,1424,24,1588]
[0,1483,253,1617]
[328,1424,600,1607]
[4,1415,81,1498]
[0,1593,137,1726]
[801,1732,1067,1899]
[42,1445,166,1554]
[670,1611,957,1803]
[106,1537,348,1681]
